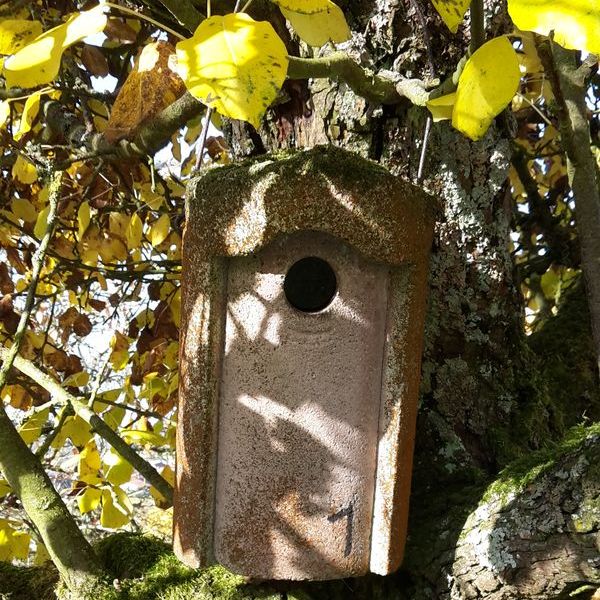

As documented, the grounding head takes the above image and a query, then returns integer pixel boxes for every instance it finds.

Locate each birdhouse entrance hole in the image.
[284,256,337,313]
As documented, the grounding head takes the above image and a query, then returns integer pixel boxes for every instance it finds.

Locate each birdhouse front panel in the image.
[213,231,389,580]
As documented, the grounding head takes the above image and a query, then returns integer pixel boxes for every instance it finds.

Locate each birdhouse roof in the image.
[186,145,435,266]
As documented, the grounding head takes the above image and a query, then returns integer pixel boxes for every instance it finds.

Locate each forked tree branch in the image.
[0,346,174,507]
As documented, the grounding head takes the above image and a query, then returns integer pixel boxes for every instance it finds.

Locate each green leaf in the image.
[281,1,350,47]
[430,0,471,33]
[3,5,107,88]
[176,13,288,128]
[508,0,600,55]
[453,36,521,141]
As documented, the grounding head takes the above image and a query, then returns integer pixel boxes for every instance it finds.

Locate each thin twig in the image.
[417,115,432,184]
[194,107,213,171]
[0,171,63,393]
[102,2,186,40]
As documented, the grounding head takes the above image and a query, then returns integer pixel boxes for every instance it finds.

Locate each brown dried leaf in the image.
[1,310,19,335]
[81,44,109,77]
[105,42,186,143]
[0,263,14,294]
[45,349,69,372]
[73,314,92,337]
[87,298,106,312]
[65,354,83,376]
[6,248,26,274]
[0,294,13,317]
[104,18,138,44]
[58,307,91,341]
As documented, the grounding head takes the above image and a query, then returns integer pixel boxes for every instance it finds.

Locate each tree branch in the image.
[537,39,600,374]
[0,172,108,594]
[0,347,174,507]
[287,54,426,105]
[469,0,485,52]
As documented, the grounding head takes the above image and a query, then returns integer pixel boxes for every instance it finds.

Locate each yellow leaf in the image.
[508,0,600,55]
[100,486,132,529]
[139,183,163,210]
[121,429,166,447]
[126,213,143,250]
[77,486,102,514]
[11,530,31,560]
[427,92,456,122]
[109,331,130,371]
[281,1,350,47]
[78,440,102,484]
[0,521,30,561]
[11,197,37,222]
[149,465,175,509]
[52,414,93,449]
[63,370,90,387]
[3,6,107,88]
[453,36,521,141]
[176,13,288,128]
[33,542,51,566]
[14,89,60,140]
[103,405,126,430]
[18,408,49,444]
[0,100,10,128]
[77,201,91,240]
[430,0,471,33]
[34,206,50,240]
[271,0,330,14]
[0,479,10,499]
[12,154,37,183]
[149,213,170,247]
[0,19,43,54]
[103,448,133,486]
[0,521,13,561]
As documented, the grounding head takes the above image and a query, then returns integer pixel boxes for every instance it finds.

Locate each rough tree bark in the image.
[217,1,600,598]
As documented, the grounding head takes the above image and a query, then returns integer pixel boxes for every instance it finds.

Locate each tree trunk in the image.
[222,2,600,597]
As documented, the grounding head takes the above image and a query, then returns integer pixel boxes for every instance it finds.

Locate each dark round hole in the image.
[284,256,337,313]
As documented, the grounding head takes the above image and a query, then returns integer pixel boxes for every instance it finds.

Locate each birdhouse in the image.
[174,146,435,581]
